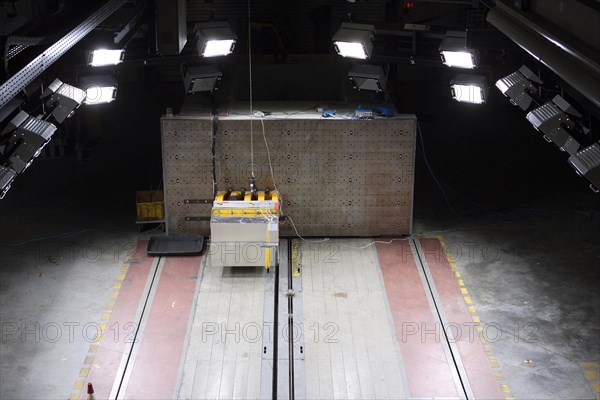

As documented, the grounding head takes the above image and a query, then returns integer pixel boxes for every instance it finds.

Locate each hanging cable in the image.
[248,0,255,178]
[211,116,218,197]
[259,118,278,194]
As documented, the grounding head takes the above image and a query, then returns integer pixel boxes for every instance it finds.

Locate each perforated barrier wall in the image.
[161,116,416,236]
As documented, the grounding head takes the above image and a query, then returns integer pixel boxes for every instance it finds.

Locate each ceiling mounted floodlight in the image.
[333,23,375,59]
[79,74,118,105]
[495,65,542,111]
[526,95,582,155]
[88,49,125,67]
[195,21,237,58]
[450,74,487,104]
[439,31,477,69]
[568,142,600,193]
[348,64,387,92]
[41,79,86,123]
[0,110,57,174]
[0,166,17,199]
[183,65,223,93]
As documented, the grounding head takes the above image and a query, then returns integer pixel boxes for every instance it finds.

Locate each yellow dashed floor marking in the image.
[586,370,599,381]
[69,237,138,400]
[438,235,513,400]
[580,361,600,398]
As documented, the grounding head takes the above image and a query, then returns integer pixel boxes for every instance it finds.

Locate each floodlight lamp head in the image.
[568,142,600,192]
[0,110,57,174]
[333,23,375,59]
[195,21,237,57]
[88,49,125,67]
[439,31,477,69]
[41,79,86,123]
[79,74,118,105]
[450,74,487,104]
[551,95,582,118]
[348,64,387,92]
[495,65,542,111]
[526,96,582,155]
[183,65,223,93]
[0,166,17,199]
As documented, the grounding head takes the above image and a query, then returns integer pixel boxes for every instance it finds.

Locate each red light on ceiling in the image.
[403,1,416,10]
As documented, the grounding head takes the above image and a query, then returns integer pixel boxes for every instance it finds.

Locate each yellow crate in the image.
[136,190,164,221]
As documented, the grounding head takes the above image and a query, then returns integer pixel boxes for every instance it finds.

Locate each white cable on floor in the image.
[336,238,408,249]
[286,216,330,243]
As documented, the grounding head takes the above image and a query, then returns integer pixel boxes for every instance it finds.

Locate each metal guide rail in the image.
[93,237,496,399]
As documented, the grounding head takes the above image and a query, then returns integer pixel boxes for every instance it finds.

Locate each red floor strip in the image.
[123,255,201,399]
[83,240,154,399]
[420,238,504,400]
[377,240,459,398]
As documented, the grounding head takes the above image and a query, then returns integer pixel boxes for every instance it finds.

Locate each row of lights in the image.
[180,22,238,93]
[84,21,238,98]
[86,21,238,67]
[82,49,120,105]
[0,78,88,198]
[182,22,481,98]
[0,25,135,197]
[332,23,484,103]
[1,21,242,198]
[495,66,599,192]
[330,23,598,191]
[333,24,476,68]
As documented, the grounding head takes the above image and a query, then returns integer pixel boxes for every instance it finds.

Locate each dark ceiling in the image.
[1,0,599,195]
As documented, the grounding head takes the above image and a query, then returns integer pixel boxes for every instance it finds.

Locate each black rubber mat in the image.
[146,235,204,256]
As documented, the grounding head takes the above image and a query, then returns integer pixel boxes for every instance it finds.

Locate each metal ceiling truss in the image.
[0,0,127,110]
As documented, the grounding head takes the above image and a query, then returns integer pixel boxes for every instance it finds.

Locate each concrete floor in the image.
[435,216,600,399]
[1,91,599,399]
